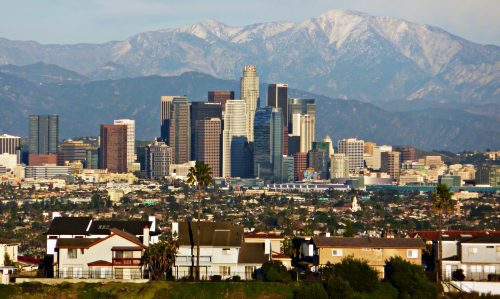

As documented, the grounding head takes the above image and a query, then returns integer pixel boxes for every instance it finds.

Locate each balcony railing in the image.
[112,258,142,266]
[175,256,212,264]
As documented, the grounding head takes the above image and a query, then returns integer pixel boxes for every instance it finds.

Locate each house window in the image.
[219,266,231,276]
[468,247,478,255]
[332,249,343,256]
[470,265,482,273]
[67,249,78,259]
[222,248,230,255]
[407,249,418,259]
[484,265,496,274]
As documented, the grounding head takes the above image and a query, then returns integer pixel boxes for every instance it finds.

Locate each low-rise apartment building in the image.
[309,236,425,277]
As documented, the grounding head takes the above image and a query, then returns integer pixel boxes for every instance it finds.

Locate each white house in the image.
[54,228,147,279]
[0,239,19,266]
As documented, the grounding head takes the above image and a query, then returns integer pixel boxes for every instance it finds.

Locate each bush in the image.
[294,283,328,299]
[210,275,222,281]
[261,260,291,282]
[452,269,465,281]
[327,276,353,299]
[332,256,379,293]
[231,275,241,282]
[384,256,436,298]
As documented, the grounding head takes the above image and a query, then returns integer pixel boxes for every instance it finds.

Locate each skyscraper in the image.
[0,134,20,155]
[338,138,364,173]
[330,153,350,178]
[190,102,222,161]
[208,91,234,112]
[308,141,331,179]
[29,115,59,154]
[222,100,247,178]
[299,114,315,153]
[160,96,186,142]
[57,140,89,165]
[114,119,136,169]
[100,124,127,173]
[169,97,190,164]
[240,65,259,142]
[381,151,401,181]
[253,107,283,183]
[282,156,294,183]
[195,118,221,177]
[288,98,315,134]
[293,152,307,181]
[145,139,171,179]
[267,83,288,126]
[401,147,416,162]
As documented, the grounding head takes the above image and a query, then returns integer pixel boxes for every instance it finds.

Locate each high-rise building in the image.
[364,142,376,155]
[308,150,329,180]
[330,153,350,179]
[0,134,20,155]
[29,115,59,154]
[28,154,57,166]
[401,147,416,162]
[208,91,234,112]
[282,156,294,183]
[240,65,259,142]
[195,118,221,177]
[160,96,187,142]
[145,139,171,179]
[253,107,283,182]
[299,114,315,153]
[169,97,190,164]
[288,135,301,156]
[222,100,247,178]
[288,98,315,134]
[381,151,401,180]
[57,140,89,165]
[85,148,99,169]
[267,83,288,126]
[323,136,334,155]
[100,124,127,173]
[365,145,391,170]
[114,119,136,169]
[293,152,307,181]
[190,102,222,161]
[338,138,364,173]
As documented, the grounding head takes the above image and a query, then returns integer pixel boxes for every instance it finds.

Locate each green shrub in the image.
[332,256,379,293]
[384,256,436,299]
[232,275,241,282]
[327,276,354,299]
[261,260,291,282]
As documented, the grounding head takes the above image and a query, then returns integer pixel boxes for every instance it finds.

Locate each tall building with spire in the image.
[222,100,247,178]
[240,65,259,142]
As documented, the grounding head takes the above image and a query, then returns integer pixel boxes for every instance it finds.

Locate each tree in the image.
[143,234,178,280]
[260,260,290,282]
[4,252,14,266]
[332,256,379,293]
[294,283,328,299]
[327,276,354,299]
[343,221,355,237]
[385,256,436,298]
[186,161,212,281]
[432,183,453,283]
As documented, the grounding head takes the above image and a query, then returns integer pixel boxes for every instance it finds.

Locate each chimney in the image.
[148,216,156,232]
[143,226,150,246]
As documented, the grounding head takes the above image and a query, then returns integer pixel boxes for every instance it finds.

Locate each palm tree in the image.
[432,183,453,284]
[186,161,213,281]
[143,234,178,280]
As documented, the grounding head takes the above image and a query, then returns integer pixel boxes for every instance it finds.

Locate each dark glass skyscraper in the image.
[169,97,190,164]
[267,84,288,126]
[29,115,59,154]
[253,107,283,183]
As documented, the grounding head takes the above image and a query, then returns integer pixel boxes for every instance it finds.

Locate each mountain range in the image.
[0,63,498,151]
[0,9,498,104]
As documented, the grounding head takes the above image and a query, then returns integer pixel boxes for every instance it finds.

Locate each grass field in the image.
[0,281,297,299]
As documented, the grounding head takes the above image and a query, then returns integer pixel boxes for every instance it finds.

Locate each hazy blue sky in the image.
[1,0,498,45]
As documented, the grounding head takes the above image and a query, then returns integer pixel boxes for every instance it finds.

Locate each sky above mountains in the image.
[1,0,498,45]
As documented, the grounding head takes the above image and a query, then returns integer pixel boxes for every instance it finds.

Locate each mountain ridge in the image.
[0,9,498,104]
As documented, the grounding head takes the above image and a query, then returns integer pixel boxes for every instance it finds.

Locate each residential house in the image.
[443,236,500,281]
[173,222,290,280]
[309,236,425,277]
[0,239,19,266]
[54,228,147,279]
[44,216,158,254]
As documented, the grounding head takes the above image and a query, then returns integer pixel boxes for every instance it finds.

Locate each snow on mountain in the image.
[0,9,497,104]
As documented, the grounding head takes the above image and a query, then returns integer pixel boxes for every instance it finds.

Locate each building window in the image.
[468,247,478,255]
[67,249,78,259]
[332,249,343,256]
[407,249,418,259]
[222,248,230,255]
[484,265,496,274]
[219,266,231,276]
[245,266,255,280]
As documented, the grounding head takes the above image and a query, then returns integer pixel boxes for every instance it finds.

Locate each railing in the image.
[54,269,144,279]
[173,269,256,281]
[175,256,212,263]
[443,270,499,281]
[113,258,142,266]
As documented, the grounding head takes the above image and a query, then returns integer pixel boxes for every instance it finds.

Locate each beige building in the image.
[240,65,259,142]
[310,237,425,277]
[113,119,136,170]
[338,138,364,174]
[381,151,401,181]
[330,153,350,178]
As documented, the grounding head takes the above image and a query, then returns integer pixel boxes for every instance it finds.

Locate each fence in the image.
[52,269,144,280]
